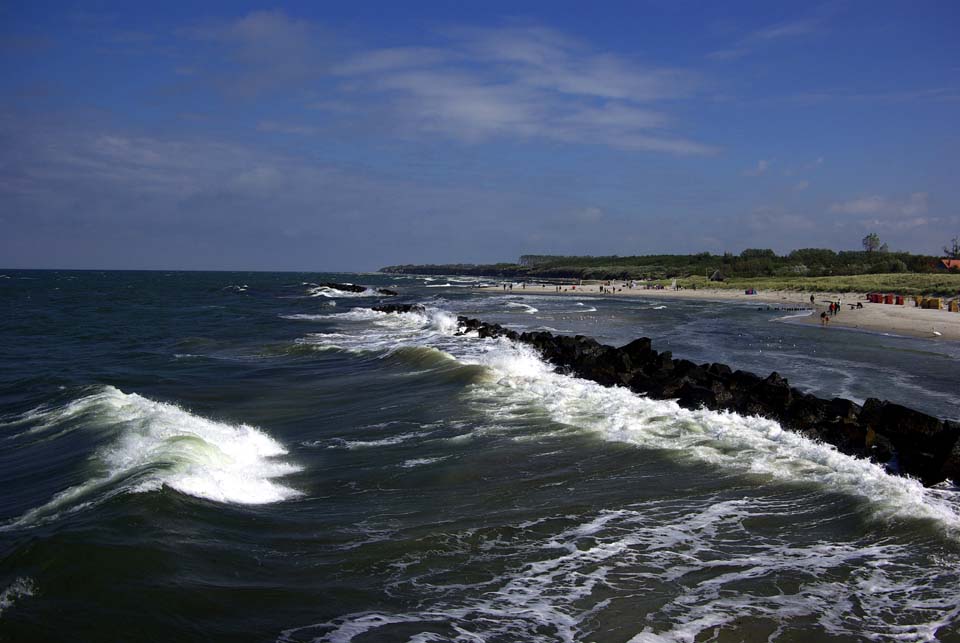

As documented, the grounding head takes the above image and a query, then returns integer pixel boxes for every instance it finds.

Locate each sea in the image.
[1,269,959,642]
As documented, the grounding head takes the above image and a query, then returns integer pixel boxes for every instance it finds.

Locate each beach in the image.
[479,282,960,341]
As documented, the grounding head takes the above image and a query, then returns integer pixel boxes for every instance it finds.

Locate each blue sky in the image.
[1,1,958,270]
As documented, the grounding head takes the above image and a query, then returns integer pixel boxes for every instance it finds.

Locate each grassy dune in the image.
[654,273,960,296]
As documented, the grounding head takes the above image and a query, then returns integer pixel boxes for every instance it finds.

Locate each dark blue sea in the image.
[1,270,959,642]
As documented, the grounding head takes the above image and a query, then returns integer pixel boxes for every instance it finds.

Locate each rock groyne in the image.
[372,304,959,486]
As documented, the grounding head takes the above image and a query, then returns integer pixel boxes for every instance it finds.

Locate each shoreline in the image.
[476,283,960,341]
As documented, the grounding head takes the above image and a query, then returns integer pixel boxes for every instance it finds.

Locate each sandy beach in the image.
[478,282,960,341]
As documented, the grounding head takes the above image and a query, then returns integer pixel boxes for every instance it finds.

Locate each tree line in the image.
[382,246,956,281]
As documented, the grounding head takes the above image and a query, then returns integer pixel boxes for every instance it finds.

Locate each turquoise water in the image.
[1,270,959,642]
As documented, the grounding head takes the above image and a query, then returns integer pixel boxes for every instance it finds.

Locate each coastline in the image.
[476,283,960,341]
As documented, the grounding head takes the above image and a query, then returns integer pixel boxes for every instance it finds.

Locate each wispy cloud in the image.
[188,15,714,155]
[787,87,960,104]
[709,19,820,61]
[0,118,596,267]
[576,206,604,222]
[184,10,330,96]
[745,206,815,231]
[333,25,711,154]
[742,159,770,176]
[332,47,450,75]
[828,192,928,216]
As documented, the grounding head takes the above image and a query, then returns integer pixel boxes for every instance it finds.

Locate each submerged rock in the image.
[372,303,425,314]
[318,282,398,296]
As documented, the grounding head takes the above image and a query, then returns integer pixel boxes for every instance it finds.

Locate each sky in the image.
[1,1,958,271]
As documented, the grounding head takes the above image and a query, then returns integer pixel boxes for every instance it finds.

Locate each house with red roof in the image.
[937,259,960,272]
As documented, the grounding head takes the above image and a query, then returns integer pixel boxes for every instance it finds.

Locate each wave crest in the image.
[4,387,301,529]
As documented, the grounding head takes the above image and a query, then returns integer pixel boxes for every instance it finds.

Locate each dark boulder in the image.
[372,303,425,314]
[860,399,959,485]
[319,282,366,293]
[938,422,960,482]
[319,282,397,295]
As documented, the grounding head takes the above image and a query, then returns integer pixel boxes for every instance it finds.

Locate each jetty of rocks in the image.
[372,304,959,486]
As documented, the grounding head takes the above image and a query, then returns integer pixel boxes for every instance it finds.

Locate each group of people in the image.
[818,296,858,326]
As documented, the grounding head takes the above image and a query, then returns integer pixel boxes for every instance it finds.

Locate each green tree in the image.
[944,236,960,258]
[862,233,881,252]
[740,248,776,259]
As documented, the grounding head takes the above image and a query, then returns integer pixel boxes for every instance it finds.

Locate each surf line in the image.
[372,304,959,487]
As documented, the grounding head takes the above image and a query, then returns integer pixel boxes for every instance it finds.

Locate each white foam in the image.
[4,387,301,528]
[400,456,448,468]
[507,302,539,314]
[282,498,960,642]
[280,312,334,321]
[300,307,464,357]
[772,309,814,321]
[0,577,35,619]
[308,285,376,298]
[323,431,432,450]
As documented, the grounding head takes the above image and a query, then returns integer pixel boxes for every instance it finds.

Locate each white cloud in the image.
[338,29,713,154]
[742,159,770,176]
[374,70,543,141]
[828,192,928,216]
[184,10,328,95]
[466,26,695,102]
[709,19,820,61]
[333,47,450,75]
[576,206,603,222]
[794,180,809,191]
[746,206,815,231]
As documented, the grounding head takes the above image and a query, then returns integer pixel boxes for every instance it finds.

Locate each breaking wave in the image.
[307,285,376,298]
[3,387,301,529]
[506,302,539,314]
[306,305,960,532]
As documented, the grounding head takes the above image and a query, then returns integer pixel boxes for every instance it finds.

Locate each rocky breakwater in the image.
[372,304,959,486]
[323,282,398,296]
